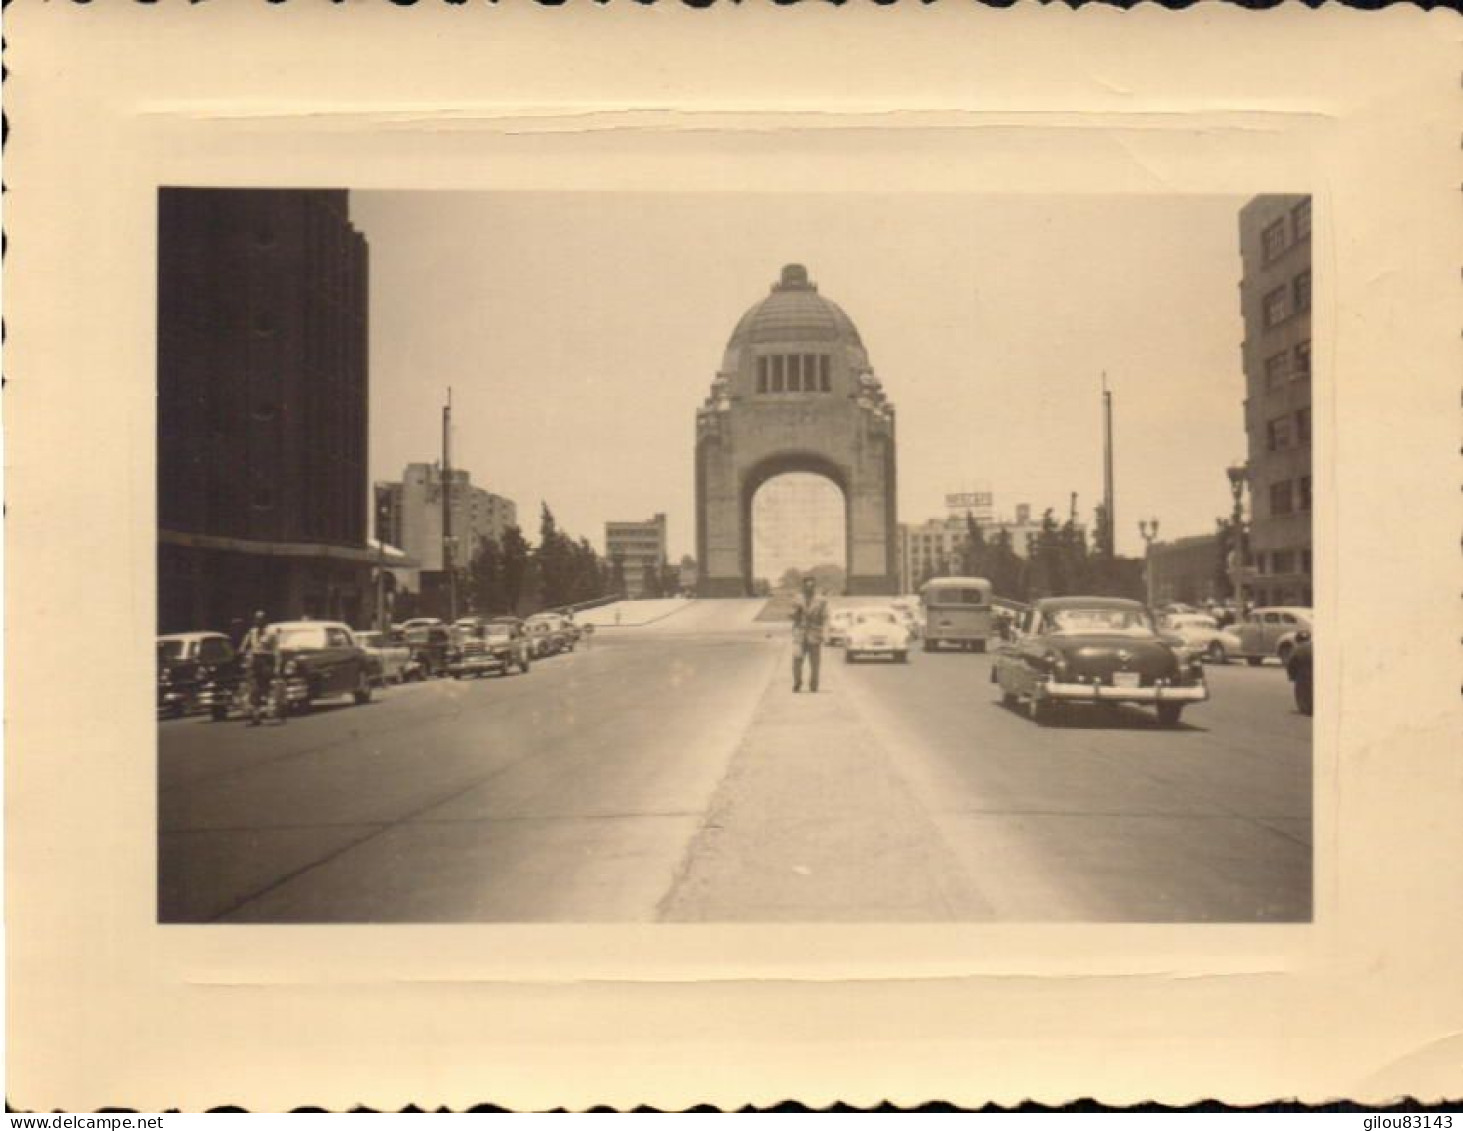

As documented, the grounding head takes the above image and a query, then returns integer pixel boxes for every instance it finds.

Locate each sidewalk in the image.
[658,644,992,921]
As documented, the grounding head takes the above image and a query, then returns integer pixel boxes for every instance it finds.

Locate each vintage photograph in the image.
[156,189,1314,924]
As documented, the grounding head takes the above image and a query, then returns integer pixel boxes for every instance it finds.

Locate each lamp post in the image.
[1138,518,1160,609]
[1226,462,1249,621]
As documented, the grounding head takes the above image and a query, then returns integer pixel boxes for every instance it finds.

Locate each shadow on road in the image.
[993,699,1207,733]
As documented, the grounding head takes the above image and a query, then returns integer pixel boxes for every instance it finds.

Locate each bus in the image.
[919,576,995,652]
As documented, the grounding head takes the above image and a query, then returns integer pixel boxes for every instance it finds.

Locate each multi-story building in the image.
[1238,195,1313,607]
[898,503,1079,593]
[606,514,668,598]
[375,463,517,592]
[157,188,373,633]
[1148,533,1225,607]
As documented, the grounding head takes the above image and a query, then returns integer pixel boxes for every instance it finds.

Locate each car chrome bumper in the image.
[449,654,511,674]
[1040,681,1208,704]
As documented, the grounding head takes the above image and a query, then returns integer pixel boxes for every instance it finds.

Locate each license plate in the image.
[1113,672,1141,689]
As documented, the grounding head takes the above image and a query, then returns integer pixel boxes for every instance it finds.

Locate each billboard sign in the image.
[945,491,993,514]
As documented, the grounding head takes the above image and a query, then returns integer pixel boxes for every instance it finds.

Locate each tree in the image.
[468,534,505,616]
[1213,516,1236,600]
[985,527,1024,601]
[609,553,628,598]
[961,513,988,577]
[659,561,681,597]
[535,503,576,609]
[500,524,531,614]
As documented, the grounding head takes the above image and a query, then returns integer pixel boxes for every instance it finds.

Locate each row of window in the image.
[1262,270,1312,330]
[1268,476,1313,517]
[756,353,833,394]
[1266,406,1312,452]
[1263,339,1312,392]
[1255,548,1313,577]
[1261,200,1312,264]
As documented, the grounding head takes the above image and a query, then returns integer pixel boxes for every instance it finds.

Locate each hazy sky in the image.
[353,192,1249,561]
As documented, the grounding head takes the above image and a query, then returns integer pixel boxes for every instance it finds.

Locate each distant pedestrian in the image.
[790,576,829,693]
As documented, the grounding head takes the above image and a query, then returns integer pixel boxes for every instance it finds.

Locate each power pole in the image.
[442,388,457,622]
[1102,373,1115,557]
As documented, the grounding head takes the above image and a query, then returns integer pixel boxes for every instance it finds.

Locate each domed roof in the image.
[723,265,867,369]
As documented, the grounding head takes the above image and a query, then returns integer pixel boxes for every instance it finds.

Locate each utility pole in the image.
[442,387,457,622]
[1102,373,1115,557]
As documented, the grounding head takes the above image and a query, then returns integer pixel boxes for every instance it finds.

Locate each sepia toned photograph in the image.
[156,189,1314,925]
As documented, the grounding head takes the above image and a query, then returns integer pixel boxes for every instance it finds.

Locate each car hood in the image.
[1045,635,1180,676]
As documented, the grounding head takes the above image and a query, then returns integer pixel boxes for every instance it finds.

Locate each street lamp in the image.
[1226,462,1249,621]
[1137,518,1160,608]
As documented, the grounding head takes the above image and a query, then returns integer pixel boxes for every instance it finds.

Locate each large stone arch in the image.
[695,265,899,597]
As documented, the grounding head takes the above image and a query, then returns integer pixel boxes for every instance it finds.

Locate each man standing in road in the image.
[790,575,829,694]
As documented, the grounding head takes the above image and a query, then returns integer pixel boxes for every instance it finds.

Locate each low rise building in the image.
[375,463,517,594]
[898,504,1079,593]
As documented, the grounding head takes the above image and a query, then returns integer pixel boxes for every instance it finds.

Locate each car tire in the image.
[1294,680,1313,716]
[973,640,987,654]
[353,671,373,705]
[923,639,934,653]
[1206,641,1227,664]
[1028,695,1051,726]
[1001,690,1018,707]
[1156,703,1184,727]
[896,651,908,663]
[844,651,854,663]
[1246,657,1264,667]
[210,704,229,722]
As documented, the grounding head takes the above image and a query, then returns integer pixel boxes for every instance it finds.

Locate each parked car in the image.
[403,622,457,678]
[845,607,913,663]
[448,616,533,679]
[826,608,856,648]
[269,621,377,710]
[1159,613,1243,665]
[157,632,240,719]
[1286,630,1314,716]
[1233,607,1313,666]
[524,613,575,656]
[991,596,1208,727]
[400,617,444,632]
[356,628,412,685]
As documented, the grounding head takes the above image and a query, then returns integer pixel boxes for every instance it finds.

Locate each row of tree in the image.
[922,505,1145,603]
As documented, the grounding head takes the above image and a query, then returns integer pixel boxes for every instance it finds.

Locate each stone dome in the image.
[721,264,869,372]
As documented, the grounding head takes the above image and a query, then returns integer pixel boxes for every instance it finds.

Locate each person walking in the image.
[790,576,829,693]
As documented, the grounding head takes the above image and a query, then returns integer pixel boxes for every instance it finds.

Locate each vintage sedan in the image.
[825,608,856,648]
[524,613,575,657]
[845,607,913,663]
[270,620,377,710]
[991,597,1208,727]
[356,628,412,685]
[1160,613,1243,665]
[1233,606,1313,666]
[449,616,533,679]
[157,631,239,719]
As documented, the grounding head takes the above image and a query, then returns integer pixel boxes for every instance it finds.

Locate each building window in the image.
[1264,352,1289,393]
[771,355,785,393]
[1262,218,1288,263]
[1301,549,1312,575]
[757,356,768,394]
[1263,286,1288,329]
[819,354,831,391]
[1255,552,1268,574]
[1298,475,1312,512]
[788,354,802,391]
[1270,480,1294,516]
[1293,340,1312,383]
[1267,416,1294,452]
[1293,270,1312,313]
[1292,199,1311,242]
[1272,550,1295,575]
[252,487,276,510]
[1295,406,1311,445]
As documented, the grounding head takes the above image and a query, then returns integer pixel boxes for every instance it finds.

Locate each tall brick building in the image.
[157,188,374,633]
[1238,195,1313,607]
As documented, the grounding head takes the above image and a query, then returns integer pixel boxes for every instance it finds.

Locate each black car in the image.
[158,632,241,720]
[992,596,1208,727]
[1286,631,1313,716]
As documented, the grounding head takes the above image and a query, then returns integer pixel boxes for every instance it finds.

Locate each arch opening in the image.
[749,472,848,596]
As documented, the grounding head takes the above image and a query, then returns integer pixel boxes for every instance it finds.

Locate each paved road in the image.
[159,607,1310,923]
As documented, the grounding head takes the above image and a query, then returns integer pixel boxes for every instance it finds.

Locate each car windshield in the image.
[484,624,512,639]
[357,632,382,646]
[1045,607,1155,637]
[158,640,186,660]
[857,611,899,626]
[276,626,329,650]
[925,586,989,607]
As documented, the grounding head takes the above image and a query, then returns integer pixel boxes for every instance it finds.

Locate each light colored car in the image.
[845,607,913,663]
[1233,606,1313,666]
[826,608,856,647]
[269,620,376,710]
[356,628,412,685]
[1159,613,1243,665]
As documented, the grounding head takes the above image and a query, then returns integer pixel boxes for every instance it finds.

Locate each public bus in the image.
[918,576,996,652]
